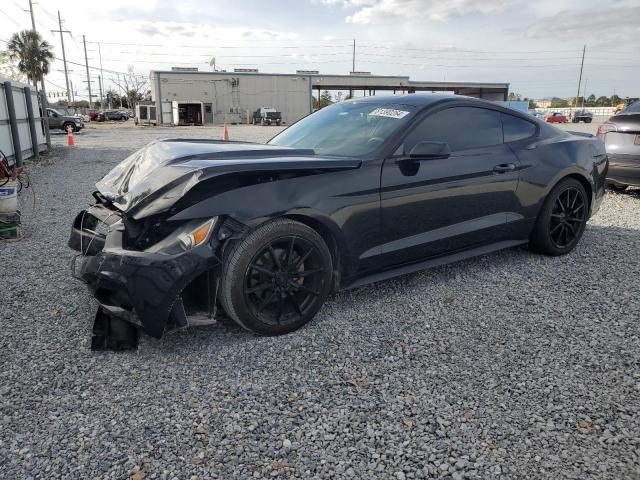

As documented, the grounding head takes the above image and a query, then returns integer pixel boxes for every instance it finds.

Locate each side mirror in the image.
[408,141,451,159]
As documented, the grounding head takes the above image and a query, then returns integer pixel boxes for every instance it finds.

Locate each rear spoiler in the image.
[567,131,594,138]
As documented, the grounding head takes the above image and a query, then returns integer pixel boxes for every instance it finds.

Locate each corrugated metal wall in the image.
[0,77,46,162]
[153,72,312,125]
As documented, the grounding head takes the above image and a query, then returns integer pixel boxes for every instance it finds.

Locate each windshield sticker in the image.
[369,108,410,119]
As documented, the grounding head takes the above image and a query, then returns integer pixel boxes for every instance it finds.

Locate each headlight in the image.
[146,217,218,254]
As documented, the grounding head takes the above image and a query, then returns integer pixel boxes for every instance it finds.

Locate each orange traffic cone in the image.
[223,123,229,141]
[66,125,75,147]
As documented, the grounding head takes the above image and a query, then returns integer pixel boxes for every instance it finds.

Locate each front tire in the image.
[220,219,333,335]
[529,178,588,256]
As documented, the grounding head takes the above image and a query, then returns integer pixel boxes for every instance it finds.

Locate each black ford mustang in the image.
[69,95,607,349]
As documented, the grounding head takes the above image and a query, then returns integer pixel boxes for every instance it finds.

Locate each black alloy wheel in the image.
[244,235,326,326]
[220,219,333,335]
[548,186,586,249]
[530,178,588,256]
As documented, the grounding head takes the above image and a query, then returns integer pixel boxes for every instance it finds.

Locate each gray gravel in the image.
[1,124,640,479]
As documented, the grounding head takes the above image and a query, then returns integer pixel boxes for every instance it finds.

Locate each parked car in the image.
[104,110,129,121]
[545,112,568,123]
[572,110,593,123]
[529,111,545,120]
[88,111,105,122]
[69,95,607,349]
[252,107,282,126]
[46,108,84,132]
[597,100,640,191]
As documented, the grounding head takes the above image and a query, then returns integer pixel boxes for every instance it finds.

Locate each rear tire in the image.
[220,218,333,335]
[529,178,588,256]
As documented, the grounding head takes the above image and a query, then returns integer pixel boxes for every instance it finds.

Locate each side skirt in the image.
[343,240,527,290]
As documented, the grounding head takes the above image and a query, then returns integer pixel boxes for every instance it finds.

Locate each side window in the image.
[501,113,536,142]
[403,107,502,153]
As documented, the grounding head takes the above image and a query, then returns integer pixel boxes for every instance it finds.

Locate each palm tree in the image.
[6,30,54,91]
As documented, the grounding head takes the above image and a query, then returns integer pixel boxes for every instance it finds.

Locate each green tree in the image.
[595,96,609,106]
[313,90,333,110]
[6,30,54,91]
[610,94,622,106]
[550,99,568,108]
[528,99,538,109]
[507,92,523,102]
[586,94,596,106]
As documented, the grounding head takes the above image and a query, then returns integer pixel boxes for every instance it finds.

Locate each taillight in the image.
[597,123,617,135]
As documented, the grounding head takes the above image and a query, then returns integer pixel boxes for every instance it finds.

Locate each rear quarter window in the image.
[501,113,537,143]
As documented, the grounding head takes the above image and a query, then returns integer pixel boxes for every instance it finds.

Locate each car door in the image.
[47,110,60,128]
[375,105,522,267]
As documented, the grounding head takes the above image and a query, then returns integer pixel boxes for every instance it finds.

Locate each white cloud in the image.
[338,0,510,24]
[525,5,640,45]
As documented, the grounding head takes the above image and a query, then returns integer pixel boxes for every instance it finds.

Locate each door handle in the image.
[493,163,516,173]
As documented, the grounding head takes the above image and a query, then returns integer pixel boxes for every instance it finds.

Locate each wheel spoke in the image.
[292,267,324,279]
[570,189,578,209]
[550,213,564,219]
[246,283,272,294]
[286,291,303,316]
[286,237,295,268]
[257,291,276,312]
[268,244,282,270]
[550,222,563,234]
[249,264,274,277]
[294,248,313,270]
[276,294,283,323]
[291,283,319,297]
[565,222,576,236]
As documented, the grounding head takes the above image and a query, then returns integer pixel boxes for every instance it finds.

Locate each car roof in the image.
[341,93,470,108]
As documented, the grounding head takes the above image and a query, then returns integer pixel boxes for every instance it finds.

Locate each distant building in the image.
[535,97,566,108]
[149,69,510,125]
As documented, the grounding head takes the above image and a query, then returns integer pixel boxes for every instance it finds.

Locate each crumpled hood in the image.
[96,139,360,218]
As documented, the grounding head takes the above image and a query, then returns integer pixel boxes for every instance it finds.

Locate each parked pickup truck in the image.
[252,107,282,126]
[47,108,84,132]
[572,110,593,123]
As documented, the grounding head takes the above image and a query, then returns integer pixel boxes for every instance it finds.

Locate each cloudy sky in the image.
[1,0,638,101]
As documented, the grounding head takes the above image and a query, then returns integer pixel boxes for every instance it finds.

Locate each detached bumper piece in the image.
[92,307,140,351]
[69,206,222,350]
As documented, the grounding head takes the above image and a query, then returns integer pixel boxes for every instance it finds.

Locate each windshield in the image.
[269,101,415,157]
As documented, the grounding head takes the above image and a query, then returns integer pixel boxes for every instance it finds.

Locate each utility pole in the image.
[98,75,103,109]
[83,35,93,108]
[96,42,104,106]
[581,78,588,110]
[51,11,71,102]
[573,44,586,117]
[27,0,51,148]
[352,39,356,73]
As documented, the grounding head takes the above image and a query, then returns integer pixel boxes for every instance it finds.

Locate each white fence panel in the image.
[0,76,47,163]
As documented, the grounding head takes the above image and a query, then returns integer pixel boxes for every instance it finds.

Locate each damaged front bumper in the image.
[69,207,222,344]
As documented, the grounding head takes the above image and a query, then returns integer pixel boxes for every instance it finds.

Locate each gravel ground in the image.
[1,124,639,479]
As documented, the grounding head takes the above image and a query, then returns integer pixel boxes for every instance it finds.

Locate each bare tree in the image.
[111,65,148,111]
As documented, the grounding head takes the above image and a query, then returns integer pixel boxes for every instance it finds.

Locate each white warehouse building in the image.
[149,69,510,126]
